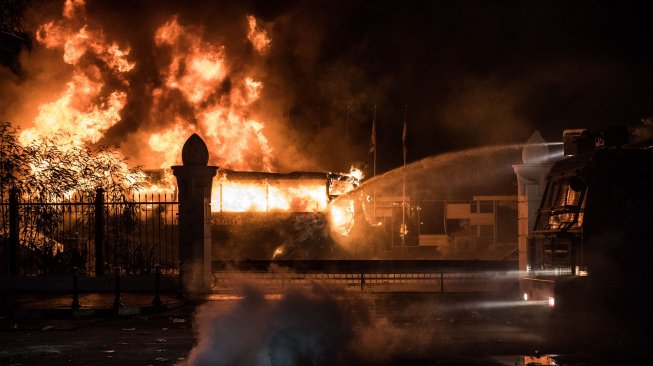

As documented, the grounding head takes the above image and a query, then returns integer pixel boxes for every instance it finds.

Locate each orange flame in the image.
[155,18,227,104]
[212,177,327,213]
[26,2,274,175]
[247,15,271,53]
[23,0,133,147]
[150,17,273,171]
[21,0,362,237]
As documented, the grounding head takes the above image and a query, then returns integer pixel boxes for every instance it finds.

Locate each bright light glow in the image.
[523,292,529,301]
[272,246,284,259]
[524,355,557,366]
[207,293,283,301]
[575,265,589,276]
[212,178,328,213]
[467,300,554,309]
[329,199,356,237]
[548,296,555,307]
[530,268,573,277]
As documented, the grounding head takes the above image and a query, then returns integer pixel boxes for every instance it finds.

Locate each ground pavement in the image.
[0,290,650,365]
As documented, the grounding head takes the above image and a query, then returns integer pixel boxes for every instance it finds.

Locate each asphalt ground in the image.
[0,289,649,366]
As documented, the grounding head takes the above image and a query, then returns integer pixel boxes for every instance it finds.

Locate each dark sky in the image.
[3,0,653,174]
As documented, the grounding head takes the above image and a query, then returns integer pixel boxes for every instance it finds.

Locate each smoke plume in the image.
[188,283,431,366]
[4,0,653,176]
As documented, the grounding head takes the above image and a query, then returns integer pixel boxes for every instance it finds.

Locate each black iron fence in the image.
[212,260,518,293]
[1,188,179,276]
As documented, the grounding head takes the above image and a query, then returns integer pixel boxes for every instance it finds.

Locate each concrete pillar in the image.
[172,134,217,295]
[512,131,552,273]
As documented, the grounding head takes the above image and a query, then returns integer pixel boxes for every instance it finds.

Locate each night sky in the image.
[2,0,653,174]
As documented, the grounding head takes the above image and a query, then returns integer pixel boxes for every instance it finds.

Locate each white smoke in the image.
[187,283,428,366]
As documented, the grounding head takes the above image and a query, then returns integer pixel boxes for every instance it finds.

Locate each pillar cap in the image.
[522,131,550,165]
[182,134,209,166]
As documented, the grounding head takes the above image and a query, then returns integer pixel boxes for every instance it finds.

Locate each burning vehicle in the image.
[521,125,653,321]
[210,168,365,260]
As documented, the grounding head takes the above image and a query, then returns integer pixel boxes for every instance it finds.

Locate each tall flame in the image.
[247,15,271,53]
[16,0,363,238]
[22,1,274,174]
[149,17,273,171]
[22,0,133,147]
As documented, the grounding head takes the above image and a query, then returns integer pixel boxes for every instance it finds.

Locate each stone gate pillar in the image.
[172,134,217,296]
[512,131,553,273]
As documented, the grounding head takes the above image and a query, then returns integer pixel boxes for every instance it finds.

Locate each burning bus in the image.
[210,168,365,261]
[521,126,653,318]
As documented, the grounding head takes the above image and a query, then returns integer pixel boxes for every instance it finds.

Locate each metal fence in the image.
[211,260,518,293]
[1,188,179,276]
[212,271,516,293]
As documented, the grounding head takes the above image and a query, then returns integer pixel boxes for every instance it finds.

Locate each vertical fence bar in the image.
[440,272,444,293]
[153,264,162,306]
[86,194,93,272]
[8,187,19,276]
[152,192,160,263]
[72,267,80,309]
[94,188,105,276]
[112,200,117,270]
[113,266,123,309]
[164,194,169,269]
[177,260,184,299]
[138,192,143,271]
[144,194,148,270]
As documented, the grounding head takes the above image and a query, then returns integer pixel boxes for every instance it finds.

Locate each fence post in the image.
[72,267,80,310]
[177,260,185,299]
[8,187,19,276]
[440,272,444,293]
[171,134,217,296]
[152,264,162,306]
[113,266,123,309]
[94,188,105,276]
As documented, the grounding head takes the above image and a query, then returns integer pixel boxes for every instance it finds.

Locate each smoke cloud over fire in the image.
[4,0,653,178]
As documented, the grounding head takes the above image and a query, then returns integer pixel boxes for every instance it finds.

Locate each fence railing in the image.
[211,260,518,293]
[1,188,179,276]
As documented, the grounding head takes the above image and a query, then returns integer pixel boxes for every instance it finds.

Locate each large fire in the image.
[210,167,363,236]
[215,178,327,213]
[212,167,362,214]
[21,0,272,171]
[15,0,362,235]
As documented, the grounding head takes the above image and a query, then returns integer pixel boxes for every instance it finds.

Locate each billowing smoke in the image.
[4,0,652,177]
[188,283,430,366]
